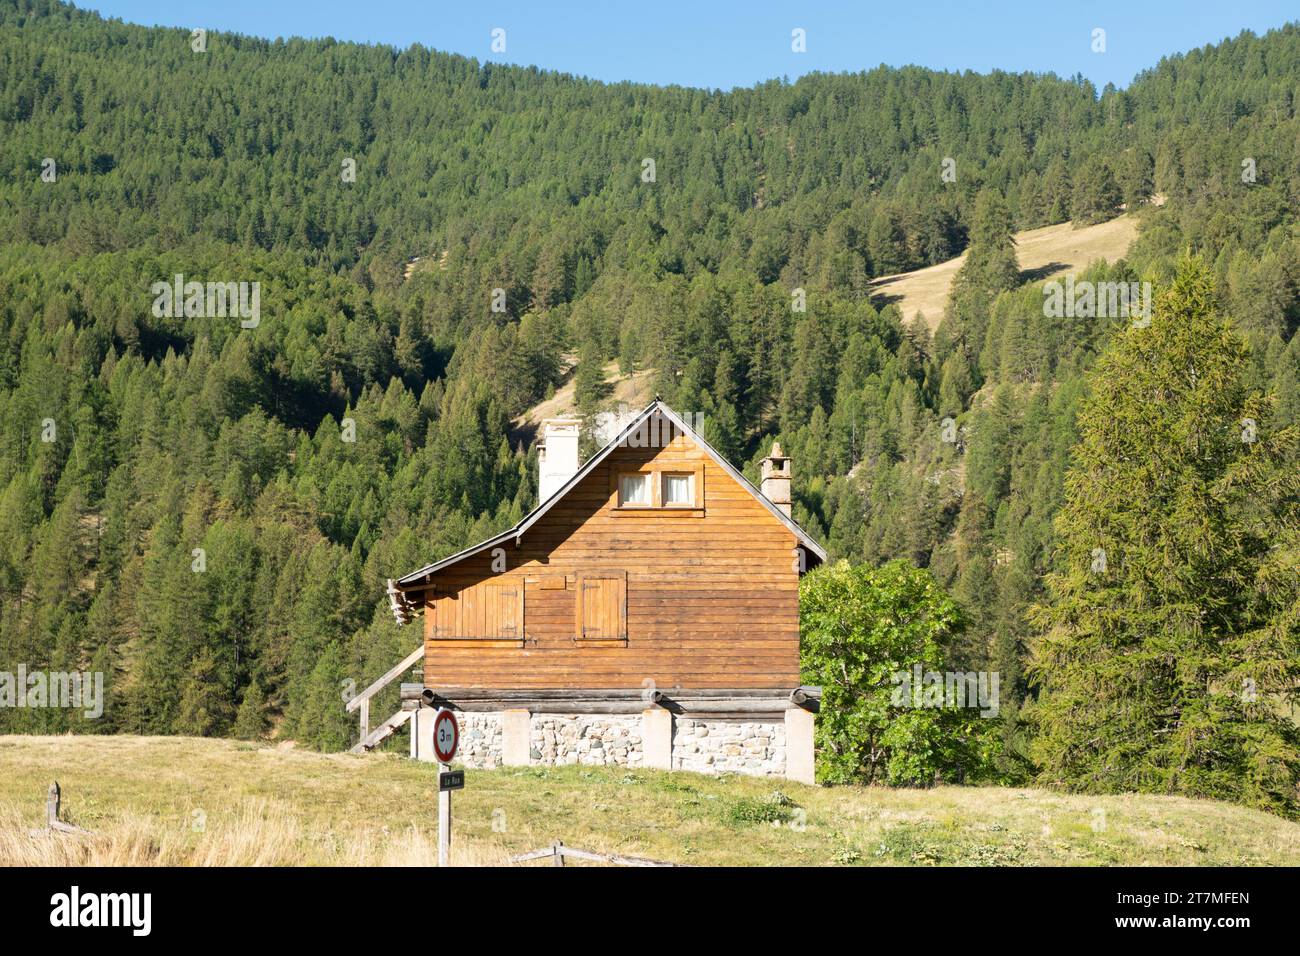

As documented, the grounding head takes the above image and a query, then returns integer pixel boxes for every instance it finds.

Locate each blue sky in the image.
[84,1,1298,91]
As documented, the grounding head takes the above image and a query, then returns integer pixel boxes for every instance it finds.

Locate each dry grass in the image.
[1,802,505,866]
[870,209,1150,332]
[2,735,1298,866]
[520,360,656,426]
[0,737,508,866]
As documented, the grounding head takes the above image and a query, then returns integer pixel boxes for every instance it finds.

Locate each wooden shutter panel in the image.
[461,585,481,636]
[430,583,523,640]
[431,589,460,638]
[576,571,627,641]
[483,582,524,638]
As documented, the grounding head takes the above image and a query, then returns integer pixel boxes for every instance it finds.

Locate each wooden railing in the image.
[346,645,423,751]
[509,840,682,867]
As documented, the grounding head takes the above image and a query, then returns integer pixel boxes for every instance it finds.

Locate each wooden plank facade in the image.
[396,403,825,693]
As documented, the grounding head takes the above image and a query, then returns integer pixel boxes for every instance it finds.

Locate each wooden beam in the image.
[32,781,92,836]
[427,687,799,701]
[345,645,424,713]
[349,707,415,753]
[426,696,794,717]
[790,685,823,708]
[509,842,680,867]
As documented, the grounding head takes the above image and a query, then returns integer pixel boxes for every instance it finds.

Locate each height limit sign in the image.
[433,708,461,867]
[433,708,459,763]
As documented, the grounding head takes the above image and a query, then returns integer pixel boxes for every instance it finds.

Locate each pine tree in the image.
[176,648,235,737]
[296,643,355,751]
[957,189,1020,295]
[233,680,270,740]
[866,206,909,276]
[1029,258,1300,816]
[573,338,609,412]
[1070,157,1122,225]
[947,189,1020,358]
[1119,148,1155,209]
[1039,158,1073,224]
[937,351,973,417]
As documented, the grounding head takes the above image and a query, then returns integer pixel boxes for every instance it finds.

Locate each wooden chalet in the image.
[356,400,825,782]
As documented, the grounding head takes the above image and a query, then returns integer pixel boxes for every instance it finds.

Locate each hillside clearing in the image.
[519,360,657,427]
[527,211,1152,421]
[1,736,1297,866]
[870,208,1153,332]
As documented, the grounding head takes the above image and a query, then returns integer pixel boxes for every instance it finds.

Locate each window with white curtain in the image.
[662,472,694,506]
[618,473,649,506]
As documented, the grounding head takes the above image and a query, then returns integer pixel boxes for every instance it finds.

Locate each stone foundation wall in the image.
[529,714,644,767]
[449,710,790,779]
[458,712,504,768]
[671,718,787,776]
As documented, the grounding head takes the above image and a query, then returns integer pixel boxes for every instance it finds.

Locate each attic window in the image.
[618,473,651,507]
[612,462,704,513]
[662,472,694,506]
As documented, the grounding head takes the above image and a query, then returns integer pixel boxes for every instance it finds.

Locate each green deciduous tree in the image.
[800,559,999,786]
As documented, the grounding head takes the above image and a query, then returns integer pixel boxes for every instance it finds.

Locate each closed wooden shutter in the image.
[575,571,627,641]
[430,582,523,640]
[430,589,460,639]
[484,582,523,638]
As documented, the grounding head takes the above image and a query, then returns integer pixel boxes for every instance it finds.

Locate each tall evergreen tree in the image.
[1029,259,1300,816]
[946,188,1021,360]
[1070,157,1123,225]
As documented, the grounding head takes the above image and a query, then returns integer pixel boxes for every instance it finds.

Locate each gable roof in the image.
[395,400,827,589]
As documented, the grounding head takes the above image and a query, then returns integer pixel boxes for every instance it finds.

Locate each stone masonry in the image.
[457,712,504,768]
[671,718,787,776]
[529,714,644,767]
[454,713,641,769]
[448,710,797,779]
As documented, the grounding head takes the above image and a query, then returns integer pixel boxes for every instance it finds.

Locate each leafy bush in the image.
[724,790,801,827]
[800,559,1001,786]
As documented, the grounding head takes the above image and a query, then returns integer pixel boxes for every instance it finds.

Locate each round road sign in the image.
[433,708,459,764]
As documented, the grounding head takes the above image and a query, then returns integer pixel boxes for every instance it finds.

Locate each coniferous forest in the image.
[0,1,1298,812]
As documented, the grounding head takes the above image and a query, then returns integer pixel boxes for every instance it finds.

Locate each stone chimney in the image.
[538,417,581,502]
[760,441,792,517]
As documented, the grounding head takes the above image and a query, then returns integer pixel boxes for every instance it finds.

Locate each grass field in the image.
[869,207,1153,332]
[2,736,1298,866]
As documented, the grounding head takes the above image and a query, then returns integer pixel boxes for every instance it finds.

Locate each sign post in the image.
[433,708,460,867]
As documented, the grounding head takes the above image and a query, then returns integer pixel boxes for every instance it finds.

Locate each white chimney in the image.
[760,441,792,517]
[538,418,581,502]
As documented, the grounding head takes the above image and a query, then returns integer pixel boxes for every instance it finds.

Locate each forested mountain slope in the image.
[0,0,1297,757]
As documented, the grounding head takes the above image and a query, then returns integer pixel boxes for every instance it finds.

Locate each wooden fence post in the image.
[47,782,60,828]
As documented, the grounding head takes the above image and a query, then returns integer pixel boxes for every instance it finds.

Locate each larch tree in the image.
[1029,258,1300,816]
[946,188,1021,364]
